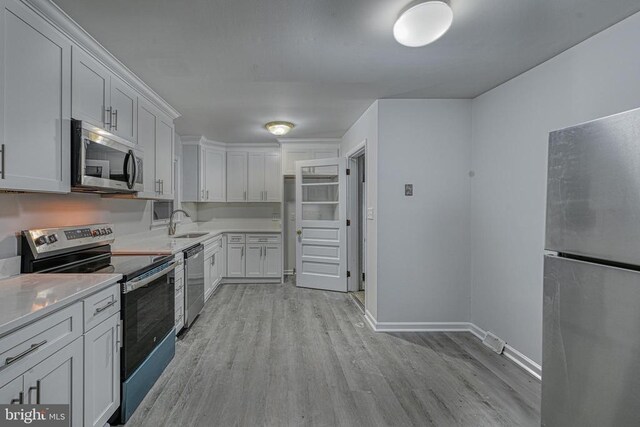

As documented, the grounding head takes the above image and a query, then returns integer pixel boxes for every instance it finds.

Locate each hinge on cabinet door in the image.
[346,219,351,226]
[347,271,351,278]
[362,273,365,282]
[346,168,351,175]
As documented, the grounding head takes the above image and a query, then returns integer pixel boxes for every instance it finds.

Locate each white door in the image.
[109,75,137,143]
[247,153,265,201]
[136,98,157,196]
[155,114,174,198]
[264,152,281,201]
[204,148,225,201]
[0,0,71,193]
[264,244,282,278]
[226,244,245,277]
[0,374,23,404]
[84,313,120,427]
[226,152,247,201]
[71,46,110,130]
[295,158,347,292]
[24,338,84,426]
[245,244,263,277]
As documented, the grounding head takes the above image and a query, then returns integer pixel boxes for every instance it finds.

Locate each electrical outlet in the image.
[367,207,374,220]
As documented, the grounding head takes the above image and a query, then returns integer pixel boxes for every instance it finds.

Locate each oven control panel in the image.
[23,223,115,257]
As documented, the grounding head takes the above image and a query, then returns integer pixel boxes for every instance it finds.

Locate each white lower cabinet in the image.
[84,313,120,427]
[225,234,282,280]
[0,283,121,427]
[174,251,185,333]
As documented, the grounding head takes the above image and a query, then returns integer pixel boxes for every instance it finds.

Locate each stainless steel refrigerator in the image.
[543,107,640,426]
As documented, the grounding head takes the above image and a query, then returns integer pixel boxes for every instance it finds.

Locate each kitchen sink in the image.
[172,233,209,239]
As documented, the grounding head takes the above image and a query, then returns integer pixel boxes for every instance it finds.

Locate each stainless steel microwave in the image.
[71,119,143,193]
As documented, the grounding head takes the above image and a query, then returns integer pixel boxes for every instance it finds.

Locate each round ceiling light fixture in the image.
[393,1,453,47]
[265,121,295,136]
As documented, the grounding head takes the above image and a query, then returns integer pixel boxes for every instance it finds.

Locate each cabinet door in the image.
[227,152,248,201]
[24,338,83,426]
[110,75,137,143]
[0,374,24,405]
[84,314,120,427]
[0,0,71,193]
[247,153,265,201]
[204,253,213,301]
[264,152,281,201]
[227,244,245,277]
[264,244,282,278]
[71,47,110,130]
[204,148,225,201]
[137,98,158,196]
[156,114,174,198]
[282,149,313,175]
[211,250,221,290]
[245,245,263,277]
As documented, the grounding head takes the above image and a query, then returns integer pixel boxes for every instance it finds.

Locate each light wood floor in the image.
[125,280,540,426]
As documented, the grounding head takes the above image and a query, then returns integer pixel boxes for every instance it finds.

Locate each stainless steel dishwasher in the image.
[184,244,204,328]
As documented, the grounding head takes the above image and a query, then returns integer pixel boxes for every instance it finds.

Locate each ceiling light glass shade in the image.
[265,121,295,136]
[393,1,453,47]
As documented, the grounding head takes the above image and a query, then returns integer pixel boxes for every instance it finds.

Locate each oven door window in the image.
[122,274,174,378]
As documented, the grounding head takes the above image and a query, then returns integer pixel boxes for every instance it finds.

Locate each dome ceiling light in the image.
[393,1,453,47]
[265,121,295,136]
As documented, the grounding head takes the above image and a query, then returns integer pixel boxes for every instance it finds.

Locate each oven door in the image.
[72,119,143,192]
[121,263,175,378]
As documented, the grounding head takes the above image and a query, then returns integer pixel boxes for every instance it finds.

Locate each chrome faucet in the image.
[168,209,191,236]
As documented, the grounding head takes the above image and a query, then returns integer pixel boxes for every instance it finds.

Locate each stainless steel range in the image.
[21,223,176,423]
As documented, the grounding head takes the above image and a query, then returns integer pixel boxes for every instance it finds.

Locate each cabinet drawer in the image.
[83,284,120,332]
[227,234,245,244]
[247,234,281,244]
[0,302,82,374]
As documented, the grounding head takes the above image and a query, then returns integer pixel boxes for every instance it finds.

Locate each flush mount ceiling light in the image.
[265,121,295,136]
[393,1,453,47]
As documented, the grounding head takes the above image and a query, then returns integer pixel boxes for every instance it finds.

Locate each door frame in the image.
[346,139,367,294]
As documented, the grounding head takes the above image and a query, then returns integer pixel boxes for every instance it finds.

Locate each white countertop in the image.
[0,273,122,337]
[112,220,282,255]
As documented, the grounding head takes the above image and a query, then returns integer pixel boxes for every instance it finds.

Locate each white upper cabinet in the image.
[109,76,137,143]
[247,153,265,202]
[264,152,281,201]
[155,113,174,198]
[135,97,174,199]
[281,143,340,175]
[0,0,71,193]
[71,49,138,144]
[203,147,225,201]
[226,151,248,202]
[71,47,109,130]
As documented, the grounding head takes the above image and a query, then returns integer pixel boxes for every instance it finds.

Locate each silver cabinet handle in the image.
[243,190,246,200]
[112,109,118,131]
[10,392,23,405]
[201,189,205,200]
[206,190,209,200]
[95,299,116,313]
[5,340,47,366]
[264,190,267,200]
[212,254,215,265]
[0,143,5,179]
[116,320,122,348]
[28,380,41,404]
[105,107,112,128]
[241,247,244,258]
[160,180,164,194]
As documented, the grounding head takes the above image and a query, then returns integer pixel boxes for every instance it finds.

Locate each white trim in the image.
[361,314,541,380]
[345,139,367,159]
[181,135,280,149]
[25,0,180,119]
[503,344,542,380]
[277,138,341,144]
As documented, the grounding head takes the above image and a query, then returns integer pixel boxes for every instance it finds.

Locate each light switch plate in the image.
[367,207,374,220]
[405,184,413,196]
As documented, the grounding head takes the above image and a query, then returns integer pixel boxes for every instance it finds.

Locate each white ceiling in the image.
[53,0,640,143]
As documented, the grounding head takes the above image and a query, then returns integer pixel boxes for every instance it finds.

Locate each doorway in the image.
[347,142,366,309]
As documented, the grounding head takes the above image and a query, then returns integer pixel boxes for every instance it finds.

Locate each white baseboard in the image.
[361,312,541,380]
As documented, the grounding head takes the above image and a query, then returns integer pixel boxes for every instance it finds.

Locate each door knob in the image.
[296,229,302,236]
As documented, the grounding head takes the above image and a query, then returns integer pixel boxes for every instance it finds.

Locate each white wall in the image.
[377,100,472,322]
[341,101,379,318]
[0,193,152,258]
[470,11,640,364]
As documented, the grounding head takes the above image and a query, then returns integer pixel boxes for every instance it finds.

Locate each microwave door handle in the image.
[123,151,131,189]
[124,150,136,190]
[131,150,139,189]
